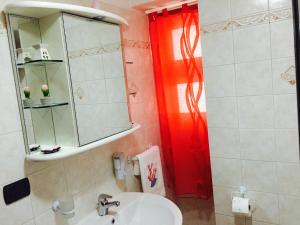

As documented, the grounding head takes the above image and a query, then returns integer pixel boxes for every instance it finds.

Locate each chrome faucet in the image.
[97,194,120,216]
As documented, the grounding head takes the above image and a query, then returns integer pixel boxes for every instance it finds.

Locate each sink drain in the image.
[111,218,115,224]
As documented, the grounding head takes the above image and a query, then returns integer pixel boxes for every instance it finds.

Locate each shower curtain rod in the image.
[145,0,198,14]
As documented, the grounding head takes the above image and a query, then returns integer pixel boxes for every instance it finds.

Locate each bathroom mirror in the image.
[63,14,131,146]
[7,11,132,155]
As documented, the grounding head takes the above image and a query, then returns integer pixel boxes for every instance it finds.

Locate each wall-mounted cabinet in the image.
[5,2,140,161]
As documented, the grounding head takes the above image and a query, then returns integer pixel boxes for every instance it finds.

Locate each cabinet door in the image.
[63,13,131,146]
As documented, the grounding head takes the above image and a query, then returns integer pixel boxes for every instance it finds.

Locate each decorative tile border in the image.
[68,39,150,59]
[123,39,150,49]
[281,65,296,86]
[201,20,232,34]
[269,8,293,22]
[231,12,269,29]
[68,42,121,59]
[201,8,292,34]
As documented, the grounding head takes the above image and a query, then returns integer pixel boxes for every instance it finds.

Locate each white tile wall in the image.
[0,35,14,86]
[238,95,274,129]
[198,0,231,24]
[206,97,238,128]
[0,186,33,225]
[269,0,292,9]
[233,24,271,63]
[63,154,96,195]
[235,60,272,96]
[201,30,234,66]
[29,164,68,216]
[199,0,299,224]
[204,64,236,98]
[0,85,22,134]
[231,0,268,18]
[277,163,300,196]
[0,132,26,186]
[279,195,300,225]
[270,19,295,59]
[208,128,240,158]
[275,129,299,163]
[242,161,278,193]
[213,186,236,215]
[240,129,276,161]
[211,158,242,187]
[274,94,298,129]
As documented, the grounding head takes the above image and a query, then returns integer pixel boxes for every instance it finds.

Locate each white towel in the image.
[136,146,166,196]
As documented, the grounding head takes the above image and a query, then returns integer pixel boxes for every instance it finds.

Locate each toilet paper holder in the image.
[231,186,255,217]
[231,186,247,198]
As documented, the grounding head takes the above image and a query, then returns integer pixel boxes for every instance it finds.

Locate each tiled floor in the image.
[177,197,216,225]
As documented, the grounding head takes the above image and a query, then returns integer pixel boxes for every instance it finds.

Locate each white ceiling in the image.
[130,0,186,11]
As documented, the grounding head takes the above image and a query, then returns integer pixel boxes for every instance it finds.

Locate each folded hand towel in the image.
[136,145,165,196]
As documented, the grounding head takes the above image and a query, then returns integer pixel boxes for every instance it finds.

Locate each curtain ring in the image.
[149,12,158,21]
[182,3,189,11]
[162,8,169,16]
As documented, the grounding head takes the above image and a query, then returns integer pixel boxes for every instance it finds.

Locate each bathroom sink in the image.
[76,192,182,225]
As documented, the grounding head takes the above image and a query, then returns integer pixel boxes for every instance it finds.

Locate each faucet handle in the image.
[98,194,112,202]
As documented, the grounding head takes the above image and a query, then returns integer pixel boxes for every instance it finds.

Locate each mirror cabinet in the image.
[5,3,137,160]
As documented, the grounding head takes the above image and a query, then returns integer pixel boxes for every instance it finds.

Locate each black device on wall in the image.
[292,0,300,153]
[3,178,30,205]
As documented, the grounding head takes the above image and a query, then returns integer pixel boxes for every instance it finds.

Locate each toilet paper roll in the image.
[232,197,251,216]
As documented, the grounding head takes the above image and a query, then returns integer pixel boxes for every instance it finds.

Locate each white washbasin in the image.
[76,192,182,225]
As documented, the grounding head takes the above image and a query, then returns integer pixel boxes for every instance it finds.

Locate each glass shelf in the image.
[24,102,69,109]
[17,59,63,68]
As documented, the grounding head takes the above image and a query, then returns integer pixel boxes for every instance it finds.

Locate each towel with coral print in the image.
[147,163,158,188]
[136,145,165,195]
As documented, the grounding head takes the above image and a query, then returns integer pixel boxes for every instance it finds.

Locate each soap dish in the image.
[41,146,61,154]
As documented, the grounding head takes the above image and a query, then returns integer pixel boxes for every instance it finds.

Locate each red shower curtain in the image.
[149,4,212,199]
